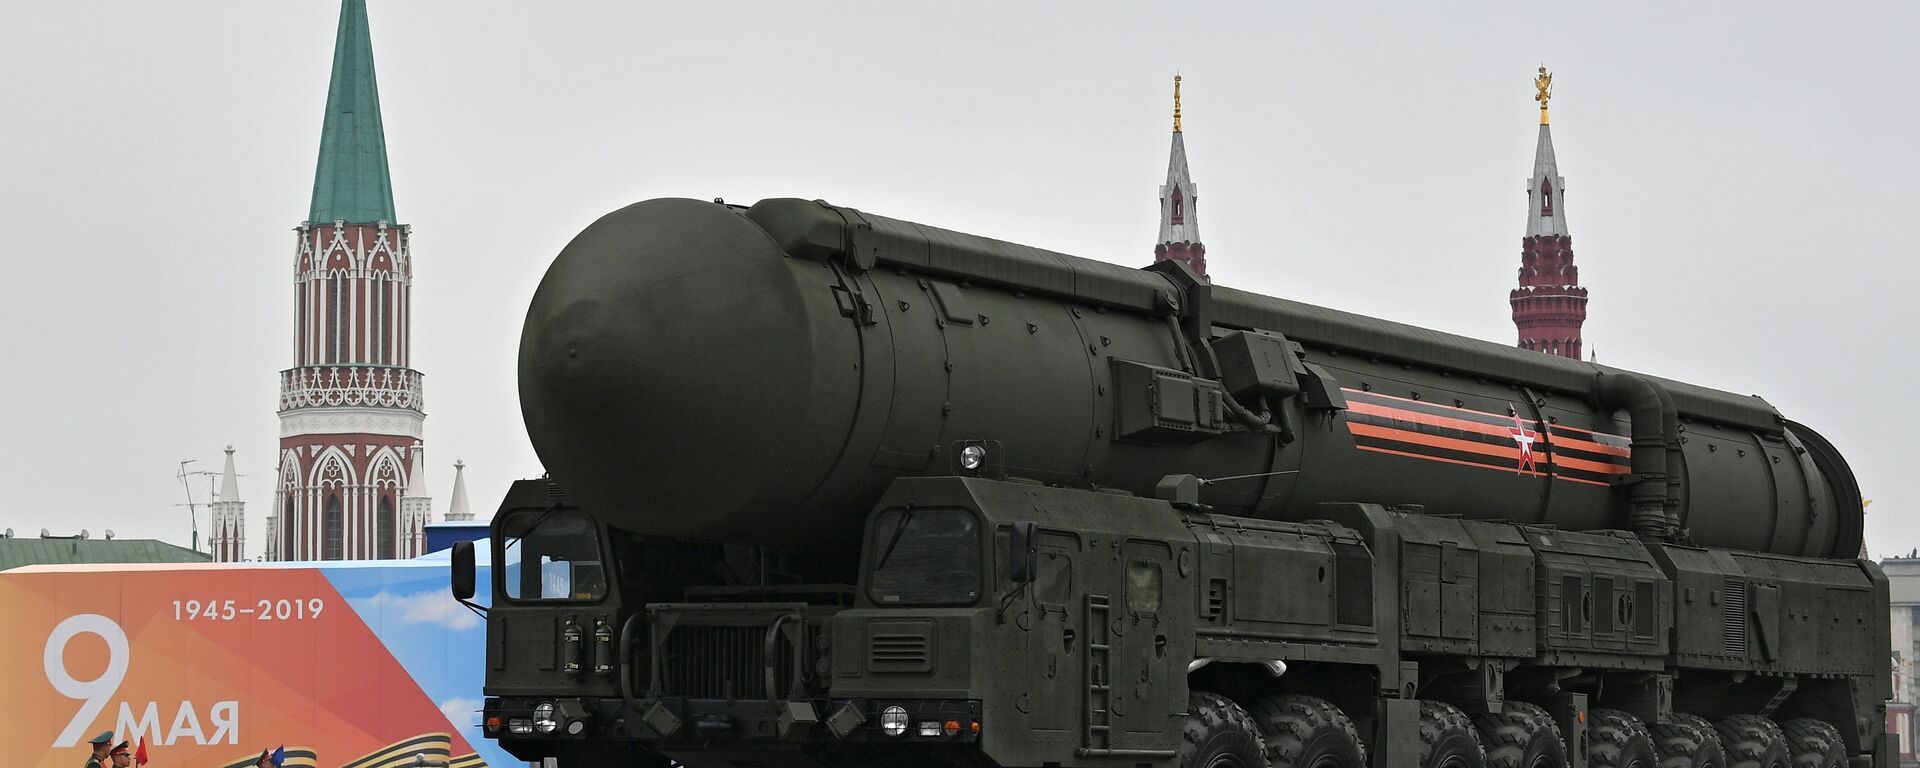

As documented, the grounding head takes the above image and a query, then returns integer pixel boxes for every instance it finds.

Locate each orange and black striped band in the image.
[1341,388,1630,487]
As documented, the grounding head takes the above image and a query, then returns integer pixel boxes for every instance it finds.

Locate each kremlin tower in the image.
[1154,75,1207,278]
[271,0,430,561]
[446,460,475,522]
[209,447,245,562]
[1510,66,1589,359]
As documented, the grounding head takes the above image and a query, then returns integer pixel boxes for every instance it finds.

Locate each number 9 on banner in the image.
[43,614,129,747]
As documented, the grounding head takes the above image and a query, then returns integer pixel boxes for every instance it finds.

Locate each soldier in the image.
[107,741,131,768]
[80,732,113,768]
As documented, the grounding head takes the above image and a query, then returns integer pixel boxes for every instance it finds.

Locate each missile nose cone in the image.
[519,198,855,545]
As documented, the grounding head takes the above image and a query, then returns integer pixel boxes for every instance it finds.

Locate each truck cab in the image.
[458,475,1218,768]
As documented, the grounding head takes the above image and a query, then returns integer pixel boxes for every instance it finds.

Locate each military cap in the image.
[109,741,130,756]
[88,732,114,746]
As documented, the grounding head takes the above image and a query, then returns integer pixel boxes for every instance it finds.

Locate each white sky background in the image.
[1,2,1914,558]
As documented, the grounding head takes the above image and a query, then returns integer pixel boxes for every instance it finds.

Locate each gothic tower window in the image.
[1540,178,1555,217]
[324,493,344,560]
[281,493,296,560]
[374,278,387,364]
[298,283,309,366]
[377,495,395,559]
[331,275,348,363]
[1170,186,1185,225]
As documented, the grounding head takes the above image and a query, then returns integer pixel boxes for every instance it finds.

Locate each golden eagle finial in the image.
[1535,65,1553,125]
[1173,74,1183,133]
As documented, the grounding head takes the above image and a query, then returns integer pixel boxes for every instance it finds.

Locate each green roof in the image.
[308,0,396,224]
[0,538,211,572]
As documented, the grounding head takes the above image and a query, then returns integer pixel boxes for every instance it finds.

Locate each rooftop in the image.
[0,534,210,572]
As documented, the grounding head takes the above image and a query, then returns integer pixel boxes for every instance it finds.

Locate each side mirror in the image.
[1008,521,1037,585]
[451,540,477,601]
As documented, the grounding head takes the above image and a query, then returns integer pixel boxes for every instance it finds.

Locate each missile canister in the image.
[519,198,1861,559]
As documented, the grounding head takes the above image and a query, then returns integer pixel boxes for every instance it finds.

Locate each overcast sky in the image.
[2,2,1914,559]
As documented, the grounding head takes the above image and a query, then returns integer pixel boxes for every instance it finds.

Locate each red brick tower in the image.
[1511,66,1589,359]
[272,0,430,561]
[1154,75,1207,278]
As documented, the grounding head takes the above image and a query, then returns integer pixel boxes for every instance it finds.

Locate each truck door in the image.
[1114,539,1176,749]
[1025,531,1081,733]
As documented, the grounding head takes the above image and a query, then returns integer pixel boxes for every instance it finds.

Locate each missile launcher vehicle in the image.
[454,197,1890,768]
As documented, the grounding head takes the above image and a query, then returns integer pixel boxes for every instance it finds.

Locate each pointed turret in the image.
[1154,75,1207,277]
[309,0,395,224]
[397,442,433,556]
[209,446,246,562]
[1511,66,1588,359]
[446,460,474,522]
[1526,122,1569,238]
[219,446,242,503]
[405,441,426,496]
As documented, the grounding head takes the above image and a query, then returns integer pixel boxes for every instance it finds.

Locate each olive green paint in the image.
[308,0,395,225]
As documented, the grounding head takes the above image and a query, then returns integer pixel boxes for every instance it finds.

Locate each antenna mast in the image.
[175,459,208,552]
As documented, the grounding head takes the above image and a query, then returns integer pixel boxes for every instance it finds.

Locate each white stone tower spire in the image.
[398,442,433,557]
[1153,74,1207,277]
[210,446,246,562]
[445,460,474,521]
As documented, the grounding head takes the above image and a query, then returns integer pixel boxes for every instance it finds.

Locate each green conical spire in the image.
[308,0,395,224]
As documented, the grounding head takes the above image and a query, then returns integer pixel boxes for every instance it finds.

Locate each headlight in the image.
[918,721,942,737]
[880,705,909,737]
[960,444,986,471]
[533,702,559,734]
[507,718,533,735]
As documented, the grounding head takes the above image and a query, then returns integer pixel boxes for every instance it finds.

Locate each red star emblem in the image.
[1507,409,1539,474]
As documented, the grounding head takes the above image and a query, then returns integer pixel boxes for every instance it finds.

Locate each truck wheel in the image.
[1714,715,1791,768]
[1249,694,1368,768]
[1780,719,1846,768]
[1651,713,1726,768]
[1475,701,1567,768]
[1422,700,1488,768]
[1180,692,1267,768]
[1589,709,1658,768]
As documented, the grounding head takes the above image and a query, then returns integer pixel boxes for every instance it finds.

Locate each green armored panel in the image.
[1522,527,1668,662]
[1395,515,1480,655]
[1208,329,1304,401]
[1727,551,1880,676]
[1231,529,1333,627]
[1462,520,1536,657]
[1647,544,1753,669]
[1110,359,1231,444]
[1185,514,1377,646]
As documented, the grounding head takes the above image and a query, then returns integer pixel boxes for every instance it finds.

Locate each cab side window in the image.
[1037,546,1073,607]
[1128,558,1163,615]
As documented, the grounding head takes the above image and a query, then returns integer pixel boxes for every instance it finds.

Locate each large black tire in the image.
[1590,709,1659,768]
[1179,692,1268,768]
[1780,719,1846,768]
[1250,694,1368,768]
[1715,715,1791,768]
[1422,700,1489,768]
[1475,701,1568,768]
[1651,714,1727,768]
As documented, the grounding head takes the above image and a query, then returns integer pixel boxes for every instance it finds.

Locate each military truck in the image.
[452,197,1891,768]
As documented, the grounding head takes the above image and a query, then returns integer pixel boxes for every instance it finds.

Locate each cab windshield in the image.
[867,508,981,605]
[498,508,607,602]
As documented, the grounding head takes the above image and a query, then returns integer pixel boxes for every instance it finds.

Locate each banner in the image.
[0,557,510,768]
